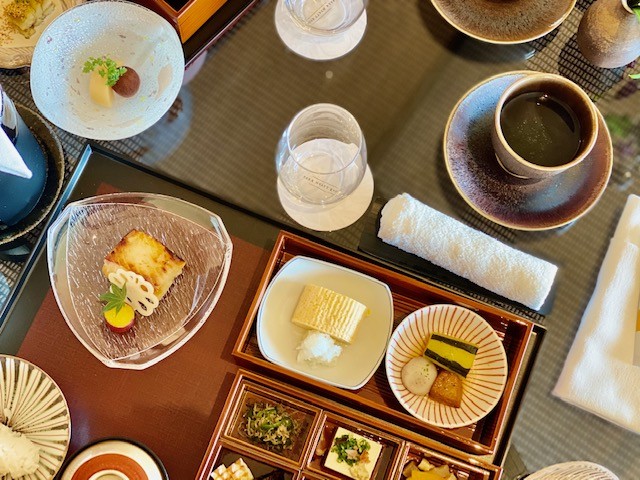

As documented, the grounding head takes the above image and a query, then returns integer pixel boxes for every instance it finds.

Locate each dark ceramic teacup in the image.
[0,86,47,226]
[491,73,598,180]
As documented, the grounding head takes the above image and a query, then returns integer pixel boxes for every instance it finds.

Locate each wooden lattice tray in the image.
[197,370,502,480]
[232,232,535,456]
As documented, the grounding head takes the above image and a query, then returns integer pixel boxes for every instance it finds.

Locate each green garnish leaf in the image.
[630,73,640,80]
[331,434,371,466]
[83,56,127,87]
[99,282,127,314]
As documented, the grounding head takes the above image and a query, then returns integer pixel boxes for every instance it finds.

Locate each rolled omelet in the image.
[291,284,368,344]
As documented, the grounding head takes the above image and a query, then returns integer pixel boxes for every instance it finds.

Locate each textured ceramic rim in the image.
[525,461,619,480]
[46,192,233,370]
[443,70,613,231]
[429,0,577,44]
[0,354,71,480]
[493,72,599,177]
[385,304,507,428]
[257,255,394,390]
[0,0,85,69]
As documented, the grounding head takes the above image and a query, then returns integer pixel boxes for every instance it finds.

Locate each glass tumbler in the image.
[283,0,366,35]
[276,103,367,205]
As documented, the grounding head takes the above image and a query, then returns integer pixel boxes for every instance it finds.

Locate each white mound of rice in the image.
[0,422,40,478]
[297,330,342,366]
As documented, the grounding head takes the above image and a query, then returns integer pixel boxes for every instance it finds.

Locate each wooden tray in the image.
[232,232,535,456]
[135,0,228,42]
[197,370,502,480]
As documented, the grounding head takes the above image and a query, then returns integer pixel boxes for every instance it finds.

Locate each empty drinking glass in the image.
[276,103,367,206]
[283,0,366,35]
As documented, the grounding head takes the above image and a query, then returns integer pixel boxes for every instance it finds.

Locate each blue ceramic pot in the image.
[0,88,47,226]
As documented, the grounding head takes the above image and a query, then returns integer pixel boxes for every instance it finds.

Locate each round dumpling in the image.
[401,356,438,396]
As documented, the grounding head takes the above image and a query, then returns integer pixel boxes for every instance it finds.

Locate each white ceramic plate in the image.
[0,0,84,69]
[0,355,71,480]
[257,256,393,390]
[30,1,184,140]
[386,304,507,428]
[59,438,167,480]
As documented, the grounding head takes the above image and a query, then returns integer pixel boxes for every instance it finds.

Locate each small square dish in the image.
[309,414,401,480]
[257,256,393,390]
[224,387,319,464]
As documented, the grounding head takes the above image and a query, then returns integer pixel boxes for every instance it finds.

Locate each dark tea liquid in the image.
[500,91,582,167]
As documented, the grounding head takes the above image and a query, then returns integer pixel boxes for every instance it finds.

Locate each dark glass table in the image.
[1,0,640,478]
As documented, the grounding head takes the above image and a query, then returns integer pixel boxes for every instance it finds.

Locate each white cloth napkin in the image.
[0,128,31,179]
[378,193,558,310]
[554,194,640,433]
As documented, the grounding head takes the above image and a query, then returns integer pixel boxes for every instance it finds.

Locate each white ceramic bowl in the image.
[30,0,184,140]
[257,256,393,390]
[386,304,508,428]
[47,193,233,370]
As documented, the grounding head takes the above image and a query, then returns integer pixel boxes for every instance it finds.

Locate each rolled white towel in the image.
[378,193,558,310]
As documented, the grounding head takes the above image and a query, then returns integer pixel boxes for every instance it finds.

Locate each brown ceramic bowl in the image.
[430,0,576,44]
[444,71,612,231]
[491,73,599,180]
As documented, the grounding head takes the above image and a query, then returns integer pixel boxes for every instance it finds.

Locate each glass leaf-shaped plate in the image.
[47,193,233,369]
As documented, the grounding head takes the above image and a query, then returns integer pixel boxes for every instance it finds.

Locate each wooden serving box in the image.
[233,232,535,457]
[135,0,227,42]
[197,370,502,480]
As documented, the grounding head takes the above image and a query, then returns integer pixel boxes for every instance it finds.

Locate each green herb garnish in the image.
[629,0,640,23]
[83,56,127,87]
[331,434,371,466]
[240,403,299,451]
[630,73,640,80]
[99,283,128,314]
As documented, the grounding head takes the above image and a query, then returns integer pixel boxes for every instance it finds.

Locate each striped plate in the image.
[385,304,507,428]
[0,355,71,480]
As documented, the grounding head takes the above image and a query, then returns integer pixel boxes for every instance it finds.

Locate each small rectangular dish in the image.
[233,231,535,456]
[197,370,502,480]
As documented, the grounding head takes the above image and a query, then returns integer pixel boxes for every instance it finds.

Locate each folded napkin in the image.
[0,127,31,179]
[377,193,558,310]
[554,195,640,433]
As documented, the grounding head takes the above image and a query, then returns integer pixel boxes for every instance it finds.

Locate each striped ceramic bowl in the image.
[0,355,71,480]
[385,304,507,428]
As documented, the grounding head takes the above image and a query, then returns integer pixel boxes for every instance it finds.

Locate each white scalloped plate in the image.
[0,0,84,69]
[0,355,71,480]
[385,304,507,428]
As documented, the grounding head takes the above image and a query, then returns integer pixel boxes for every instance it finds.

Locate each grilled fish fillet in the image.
[101,229,185,299]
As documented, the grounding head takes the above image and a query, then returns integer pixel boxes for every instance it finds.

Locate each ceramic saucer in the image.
[431,0,575,44]
[58,438,168,480]
[274,0,367,61]
[278,165,374,231]
[444,71,612,231]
